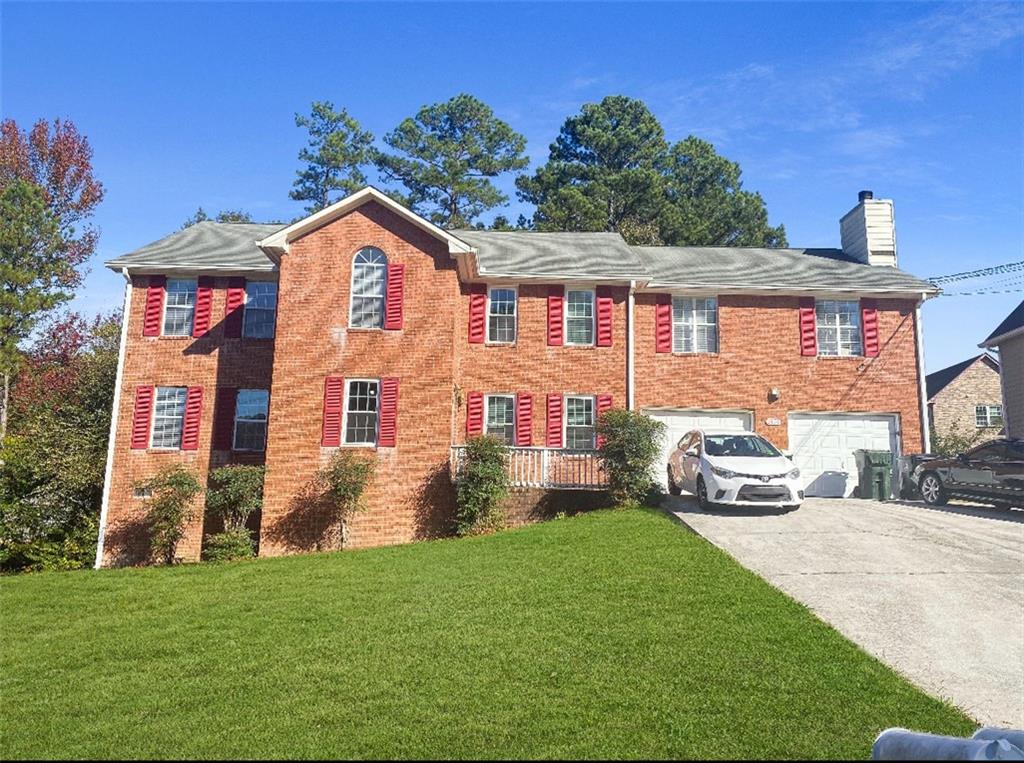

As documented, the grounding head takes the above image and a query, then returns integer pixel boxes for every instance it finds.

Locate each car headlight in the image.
[709,465,738,479]
[786,467,801,480]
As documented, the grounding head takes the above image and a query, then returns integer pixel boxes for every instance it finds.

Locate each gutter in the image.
[627,280,636,411]
[914,293,932,454]
[94,268,133,569]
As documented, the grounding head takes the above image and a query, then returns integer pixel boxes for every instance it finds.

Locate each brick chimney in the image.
[840,190,897,267]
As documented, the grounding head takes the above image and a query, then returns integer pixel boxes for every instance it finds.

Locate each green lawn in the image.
[1,508,972,760]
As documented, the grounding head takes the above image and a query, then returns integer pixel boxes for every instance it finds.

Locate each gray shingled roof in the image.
[451,230,647,279]
[634,246,938,293]
[105,221,284,272]
[926,354,998,400]
[983,299,1024,344]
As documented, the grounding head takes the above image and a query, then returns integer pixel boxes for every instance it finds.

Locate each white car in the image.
[667,429,803,510]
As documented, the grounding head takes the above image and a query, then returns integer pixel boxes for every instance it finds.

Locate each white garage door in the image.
[645,409,754,488]
[788,413,899,498]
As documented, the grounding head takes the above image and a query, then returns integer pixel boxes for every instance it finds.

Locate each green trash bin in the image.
[854,449,893,500]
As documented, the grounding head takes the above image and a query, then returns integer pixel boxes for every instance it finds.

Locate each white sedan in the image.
[667,429,804,510]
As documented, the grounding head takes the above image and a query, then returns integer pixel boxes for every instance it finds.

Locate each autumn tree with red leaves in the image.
[0,118,104,439]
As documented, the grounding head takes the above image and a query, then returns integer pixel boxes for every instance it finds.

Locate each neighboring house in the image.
[95,188,938,566]
[926,354,1003,443]
[980,300,1024,439]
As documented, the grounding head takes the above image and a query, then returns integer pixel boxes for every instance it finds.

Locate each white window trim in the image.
[485,286,518,345]
[348,248,388,331]
[341,378,380,447]
[484,393,516,443]
[242,281,278,339]
[563,394,597,451]
[671,295,719,354]
[161,278,197,337]
[564,287,596,347]
[149,386,187,450]
[975,404,1003,428]
[815,299,863,358]
[232,389,270,452]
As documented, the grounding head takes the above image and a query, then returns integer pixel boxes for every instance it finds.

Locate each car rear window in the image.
[704,435,782,458]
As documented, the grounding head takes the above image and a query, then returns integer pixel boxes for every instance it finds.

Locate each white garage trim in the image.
[787,411,900,498]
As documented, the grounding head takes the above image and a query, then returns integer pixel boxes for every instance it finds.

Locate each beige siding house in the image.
[926,354,1003,442]
[981,300,1024,439]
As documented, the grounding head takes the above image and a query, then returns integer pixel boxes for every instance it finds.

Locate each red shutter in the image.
[466,391,484,437]
[321,376,344,447]
[130,386,154,449]
[192,277,214,338]
[515,393,533,447]
[596,394,613,447]
[546,394,563,448]
[799,298,818,356]
[596,286,614,347]
[861,299,880,357]
[379,377,399,447]
[655,294,672,353]
[181,386,203,451]
[224,277,246,338]
[547,286,564,346]
[384,264,405,330]
[142,276,165,337]
[213,387,238,451]
[468,284,487,344]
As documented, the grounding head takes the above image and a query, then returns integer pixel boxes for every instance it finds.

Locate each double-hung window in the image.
[487,288,517,343]
[976,404,1003,428]
[485,394,515,444]
[243,282,278,338]
[151,387,187,448]
[565,395,596,450]
[672,296,718,353]
[162,279,197,336]
[350,248,388,329]
[344,379,379,445]
[566,289,595,345]
[816,300,863,356]
[234,389,270,451]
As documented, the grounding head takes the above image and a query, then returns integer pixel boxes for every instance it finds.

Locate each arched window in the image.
[349,247,388,328]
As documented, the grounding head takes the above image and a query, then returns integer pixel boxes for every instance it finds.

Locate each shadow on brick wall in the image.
[102,515,153,566]
[413,461,457,540]
[262,479,342,553]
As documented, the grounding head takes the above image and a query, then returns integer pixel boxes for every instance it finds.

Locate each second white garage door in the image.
[788,413,899,498]
[645,408,754,488]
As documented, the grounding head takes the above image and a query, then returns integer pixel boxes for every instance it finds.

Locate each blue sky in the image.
[3,1,1022,371]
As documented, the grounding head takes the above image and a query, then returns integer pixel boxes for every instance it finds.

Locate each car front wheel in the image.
[919,472,948,506]
[696,476,713,510]
[667,466,682,496]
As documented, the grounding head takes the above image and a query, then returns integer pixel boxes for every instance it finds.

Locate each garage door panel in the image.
[645,409,753,488]
[789,413,898,498]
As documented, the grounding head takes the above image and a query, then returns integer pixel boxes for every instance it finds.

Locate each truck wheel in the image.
[919,473,948,506]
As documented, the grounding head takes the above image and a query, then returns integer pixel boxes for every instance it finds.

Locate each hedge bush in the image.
[317,450,376,549]
[596,409,666,506]
[135,466,202,565]
[455,436,509,535]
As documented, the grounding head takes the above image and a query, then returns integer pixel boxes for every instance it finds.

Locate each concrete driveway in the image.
[665,496,1024,727]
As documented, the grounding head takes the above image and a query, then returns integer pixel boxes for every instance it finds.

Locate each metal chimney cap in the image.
[859,190,874,202]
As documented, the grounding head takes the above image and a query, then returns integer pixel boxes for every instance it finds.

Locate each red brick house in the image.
[95,188,937,566]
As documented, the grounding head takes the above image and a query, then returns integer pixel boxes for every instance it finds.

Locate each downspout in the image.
[914,293,932,454]
[94,268,133,569]
[627,280,636,411]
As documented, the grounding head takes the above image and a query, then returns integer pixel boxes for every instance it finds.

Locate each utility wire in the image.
[927,260,1024,285]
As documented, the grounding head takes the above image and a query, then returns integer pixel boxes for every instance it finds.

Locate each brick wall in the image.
[633,294,926,453]
[928,358,1003,442]
[499,488,612,526]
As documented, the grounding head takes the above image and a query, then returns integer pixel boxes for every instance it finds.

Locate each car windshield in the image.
[704,434,782,458]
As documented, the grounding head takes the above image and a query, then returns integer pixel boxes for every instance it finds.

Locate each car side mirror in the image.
[685,448,699,458]
[782,450,793,459]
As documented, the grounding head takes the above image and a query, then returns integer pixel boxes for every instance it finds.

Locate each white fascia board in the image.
[638,282,938,298]
[104,261,277,276]
[980,324,1024,348]
[256,186,474,257]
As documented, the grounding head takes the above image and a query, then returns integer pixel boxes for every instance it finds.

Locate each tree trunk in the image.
[0,371,9,444]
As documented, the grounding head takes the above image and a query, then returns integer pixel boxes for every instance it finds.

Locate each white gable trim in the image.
[255,186,476,258]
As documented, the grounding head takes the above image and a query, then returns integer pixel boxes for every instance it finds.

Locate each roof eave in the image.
[980,324,1024,348]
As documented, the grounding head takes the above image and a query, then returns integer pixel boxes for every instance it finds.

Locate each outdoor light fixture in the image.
[768,387,781,402]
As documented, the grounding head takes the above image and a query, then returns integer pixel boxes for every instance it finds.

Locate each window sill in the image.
[484,341,517,347]
[669,351,720,357]
[157,335,191,341]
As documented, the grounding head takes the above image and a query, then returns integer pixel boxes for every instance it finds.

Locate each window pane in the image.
[243,282,278,339]
[672,296,718,353]
[485,395,515,444]
[487,289,517,343]
[151,387,187,448]
[350,248,387,329]
[344,380,379,444]
[566,291,594,345]
[565,396,595,449]
[233,390,269,451]
[163,279,196,336]
[816,300,862,356]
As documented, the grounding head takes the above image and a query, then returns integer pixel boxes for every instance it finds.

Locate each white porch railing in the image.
[450,446,608,490]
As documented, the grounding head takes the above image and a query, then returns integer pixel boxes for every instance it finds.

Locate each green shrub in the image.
[596,409,666,506]
[135,466,202,565]
[317,450,376,549]
[929,423,986,457]
[455,436,509,535]
[202,528,256,563]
